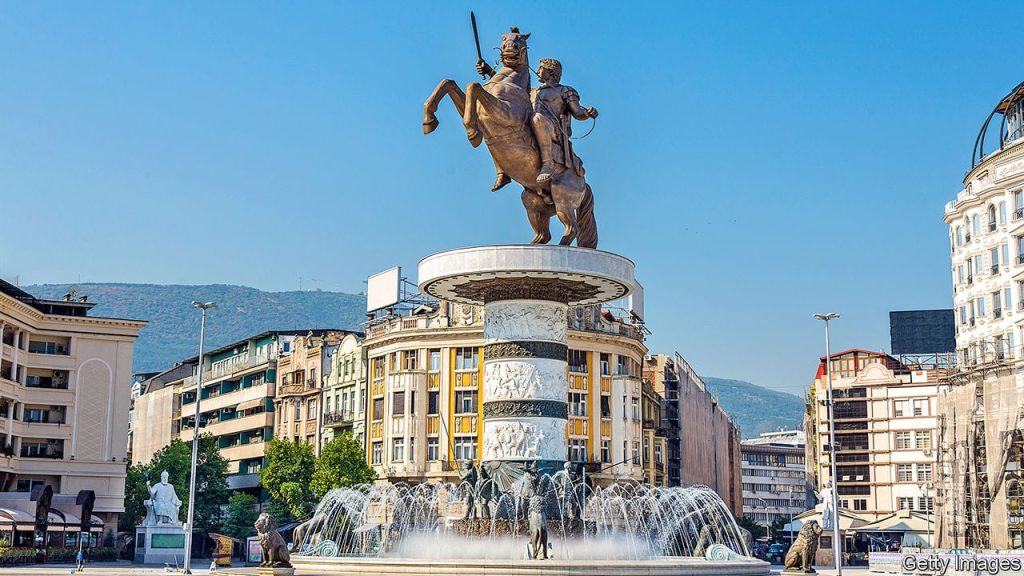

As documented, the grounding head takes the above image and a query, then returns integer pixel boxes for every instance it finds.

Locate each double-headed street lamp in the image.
[183,301,215,574]
[814,312,843,575]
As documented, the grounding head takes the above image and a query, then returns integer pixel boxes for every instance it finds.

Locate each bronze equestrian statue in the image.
[423,19,599,248]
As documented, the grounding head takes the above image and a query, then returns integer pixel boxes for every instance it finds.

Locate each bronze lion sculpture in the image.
[254,512,292,568]
[784,520,823,573]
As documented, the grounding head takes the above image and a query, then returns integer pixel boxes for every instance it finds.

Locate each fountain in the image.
[279,13,769,576]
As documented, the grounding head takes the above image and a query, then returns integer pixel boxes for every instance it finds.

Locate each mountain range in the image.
[24,283,803,437]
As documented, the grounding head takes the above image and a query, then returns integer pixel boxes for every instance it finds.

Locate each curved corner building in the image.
[940,80,1024,549]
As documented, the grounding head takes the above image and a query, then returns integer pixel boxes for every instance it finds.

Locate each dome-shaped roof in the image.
[972,80,1024,168]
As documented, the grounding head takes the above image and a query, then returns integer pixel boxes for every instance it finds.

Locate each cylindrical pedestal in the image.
[418,245,635,477]
[481,299,568,466]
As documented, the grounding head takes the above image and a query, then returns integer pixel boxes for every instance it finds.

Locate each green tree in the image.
[120,436,229,534]
[311,433,375,499]
[221,493,260,540]
[735,514,764,539]
[260,439,316,519]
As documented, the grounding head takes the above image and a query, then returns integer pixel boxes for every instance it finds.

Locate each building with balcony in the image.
[806,349,940,542]
[0,280,145,535]
[938,80,1024,549]
[273,330,355,455]
[133,330,333,501]
[740,429,810,542]
[362,302,649,486]
[320,332,366,449]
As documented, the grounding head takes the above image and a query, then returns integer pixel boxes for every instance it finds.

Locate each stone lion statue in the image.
[784,520,822,573]
[255,512,292,568]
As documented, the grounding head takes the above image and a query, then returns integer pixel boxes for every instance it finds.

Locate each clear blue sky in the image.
[1,2,1016,395]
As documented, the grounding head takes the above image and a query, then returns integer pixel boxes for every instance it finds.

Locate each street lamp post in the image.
[814,312,843,575]
[183,301,215,575]
[756,497,771,543]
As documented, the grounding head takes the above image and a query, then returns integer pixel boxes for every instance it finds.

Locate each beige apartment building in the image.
[640,379,669,486]
[320,332,367,448]
[806,349,940,541]
[134,330,334,500]
[362,302,649,485]
[0,280,145,538]
[741,430,809,541]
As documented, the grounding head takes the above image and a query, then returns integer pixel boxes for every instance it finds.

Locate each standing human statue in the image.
[144,470,182,526]
[818,481,836,530]
[459,459,479,520]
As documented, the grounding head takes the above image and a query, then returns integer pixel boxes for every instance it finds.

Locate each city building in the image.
[133,330,333,501]
[273,330,354,455]
[320,332,367,449]
[806,349,941,541]
[740,429,809,541]
[362,302,649,486]
[645,353,743,515]
[938,79,1024,549]
[0,280,146,536]
[640,379,668,486]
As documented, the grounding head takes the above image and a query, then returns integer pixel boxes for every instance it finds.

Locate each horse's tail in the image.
[575,184,598,249]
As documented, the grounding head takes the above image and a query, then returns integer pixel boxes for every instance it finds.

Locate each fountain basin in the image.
[281,556,770,575]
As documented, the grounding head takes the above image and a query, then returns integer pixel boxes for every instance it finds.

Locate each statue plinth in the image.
[419,245,634,481]
[258,568,295,576]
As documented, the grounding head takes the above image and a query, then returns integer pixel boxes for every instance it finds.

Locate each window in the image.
[408,437,415,461]
[428,391,439,415]
[392,391,406,415]
[429,349,441,372]
[1005,244,1012,267]
[569,392,587,417]
[957,265,965,284]
[294,401,301,420]
[455,347,479,370]
[975,255,984,277]
[992,247,1001,269]
[568,350,588,373]
[989,204,998,230]
[895,431,912,450]
[919,496,933,512]
[898,497,914,510]
[973,214,981,236]
[454,436,477,461]
[978,296,986,317]
[623,441,629,464]
[600,396,611,418]
[959,306,967,325]
[898,464,914,482]
[1001,202,1008,225]
[917,464,932,481]
[372,398,384,421]
[402,350,418,371]
[427,437,439,461]
[894,400,908,417]
[600,353,610,376]
[995,290,1004,314]
[307,399,316,419]
[391,438,405,461]
[854,499,867,511]
[617,355,630,375]
[915,431,931,449]
[913,399,927,417]
[247,459,262,474]
[569,438,587,462]
[372,442,382,464]
[15,479,44,493]
[1007,287,1014,313]
[601,440,610,463]
[1016,191,1024,218]
[455,390,477,414]
[631,397,640,420]
[956,226,963,245]
[632,441,641,465]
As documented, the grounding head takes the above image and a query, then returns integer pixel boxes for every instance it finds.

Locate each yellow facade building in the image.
[362,303,649,485]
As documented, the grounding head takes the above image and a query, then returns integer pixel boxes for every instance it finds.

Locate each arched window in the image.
[1001,202,1008,225]
[989,205,998,230]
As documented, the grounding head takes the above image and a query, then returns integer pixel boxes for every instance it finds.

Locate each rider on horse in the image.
[476,56,598,202]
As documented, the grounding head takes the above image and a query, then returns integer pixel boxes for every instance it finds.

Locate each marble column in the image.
[481,299,568,467]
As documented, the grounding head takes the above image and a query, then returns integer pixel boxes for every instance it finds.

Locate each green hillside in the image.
[701,376,805,439]
[25,283,366,373]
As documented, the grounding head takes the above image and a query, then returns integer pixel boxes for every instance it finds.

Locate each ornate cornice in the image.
[484,341,567,361]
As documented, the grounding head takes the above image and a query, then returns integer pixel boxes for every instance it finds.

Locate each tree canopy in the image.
[311,433,375,498]
[260,438,316,519]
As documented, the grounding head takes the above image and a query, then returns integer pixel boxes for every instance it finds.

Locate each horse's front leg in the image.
[423,79,466,135]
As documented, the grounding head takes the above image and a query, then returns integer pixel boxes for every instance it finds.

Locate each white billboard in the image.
[366,267,401,313]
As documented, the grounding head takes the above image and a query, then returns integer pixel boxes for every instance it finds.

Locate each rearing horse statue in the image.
[423,27,598,248]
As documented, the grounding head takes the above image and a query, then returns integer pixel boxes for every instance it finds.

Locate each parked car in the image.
[767,543,788,563]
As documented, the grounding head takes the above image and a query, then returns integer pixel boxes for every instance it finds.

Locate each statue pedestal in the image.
[419,245,634,480]
[134,524,186,565]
